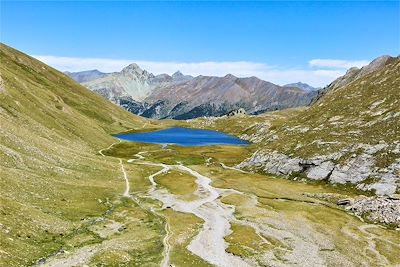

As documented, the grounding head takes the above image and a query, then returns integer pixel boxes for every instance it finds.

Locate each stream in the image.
[135,160,251,266]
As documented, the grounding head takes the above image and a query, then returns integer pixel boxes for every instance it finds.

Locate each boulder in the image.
[306,161,335,180]
[337,199,353,205]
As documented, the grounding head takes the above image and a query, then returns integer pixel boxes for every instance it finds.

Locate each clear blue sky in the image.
[1,1,399,86]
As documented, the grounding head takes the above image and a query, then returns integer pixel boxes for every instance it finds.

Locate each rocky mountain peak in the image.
[172,71,184,78]
[121,63,152,78]
[312,54,398,104]
[122,63,141,71]
[369,55,393,66]
[357,55,394,77]
[171,70,193,82]
[151,73,172,84]
[224,74,237,80]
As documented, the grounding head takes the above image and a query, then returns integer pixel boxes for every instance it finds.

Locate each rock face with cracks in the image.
[238,149,398,196]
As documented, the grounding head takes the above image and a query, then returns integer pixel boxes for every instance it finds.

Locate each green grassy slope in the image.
[193,57,400,160]
[255,56,400,158]
[0,44,165,266]
[0,43,148,148]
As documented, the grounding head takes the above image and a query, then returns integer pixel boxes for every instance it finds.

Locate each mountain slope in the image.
[190,55,400,196]
[0,44,165,266]
[146,74,314,119]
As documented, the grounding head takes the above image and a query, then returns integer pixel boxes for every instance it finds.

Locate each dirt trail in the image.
[38,142,174,267]
[115,149,174,267]
[98,140,120,156]
[159,213,172,267]
[219,162,248,173]
[119,159,130,197]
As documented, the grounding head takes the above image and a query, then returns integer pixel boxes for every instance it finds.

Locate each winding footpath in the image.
[132,151,252,267]
[119,159,130,197]
[126,152,173,267]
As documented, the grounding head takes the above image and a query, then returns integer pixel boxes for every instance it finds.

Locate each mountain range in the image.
[66,65,318,119]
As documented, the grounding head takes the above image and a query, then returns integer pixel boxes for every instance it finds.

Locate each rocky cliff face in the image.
[67,66,316,119]
[236,55,400,196]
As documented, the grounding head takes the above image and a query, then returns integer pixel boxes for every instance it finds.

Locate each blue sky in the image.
[1,1,399,86]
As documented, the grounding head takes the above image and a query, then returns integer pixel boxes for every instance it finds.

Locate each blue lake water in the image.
[115,127,250,146]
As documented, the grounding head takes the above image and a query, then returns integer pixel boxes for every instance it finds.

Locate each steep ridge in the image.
[0,43,162,266]
[312,55,397,103]
[67,65,316,119]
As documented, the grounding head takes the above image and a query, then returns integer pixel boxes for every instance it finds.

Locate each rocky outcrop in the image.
[237,143,399,196]
[227,108,247,117]
[306,161,335,180]
[344,196,400,226]
[305,192,400,226]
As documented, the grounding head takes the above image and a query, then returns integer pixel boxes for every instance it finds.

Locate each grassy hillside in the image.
[189,57,400,194]
[0,43,166,266]
[252,56,400,159]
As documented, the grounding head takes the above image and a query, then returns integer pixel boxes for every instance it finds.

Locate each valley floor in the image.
[32,140,400,267]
